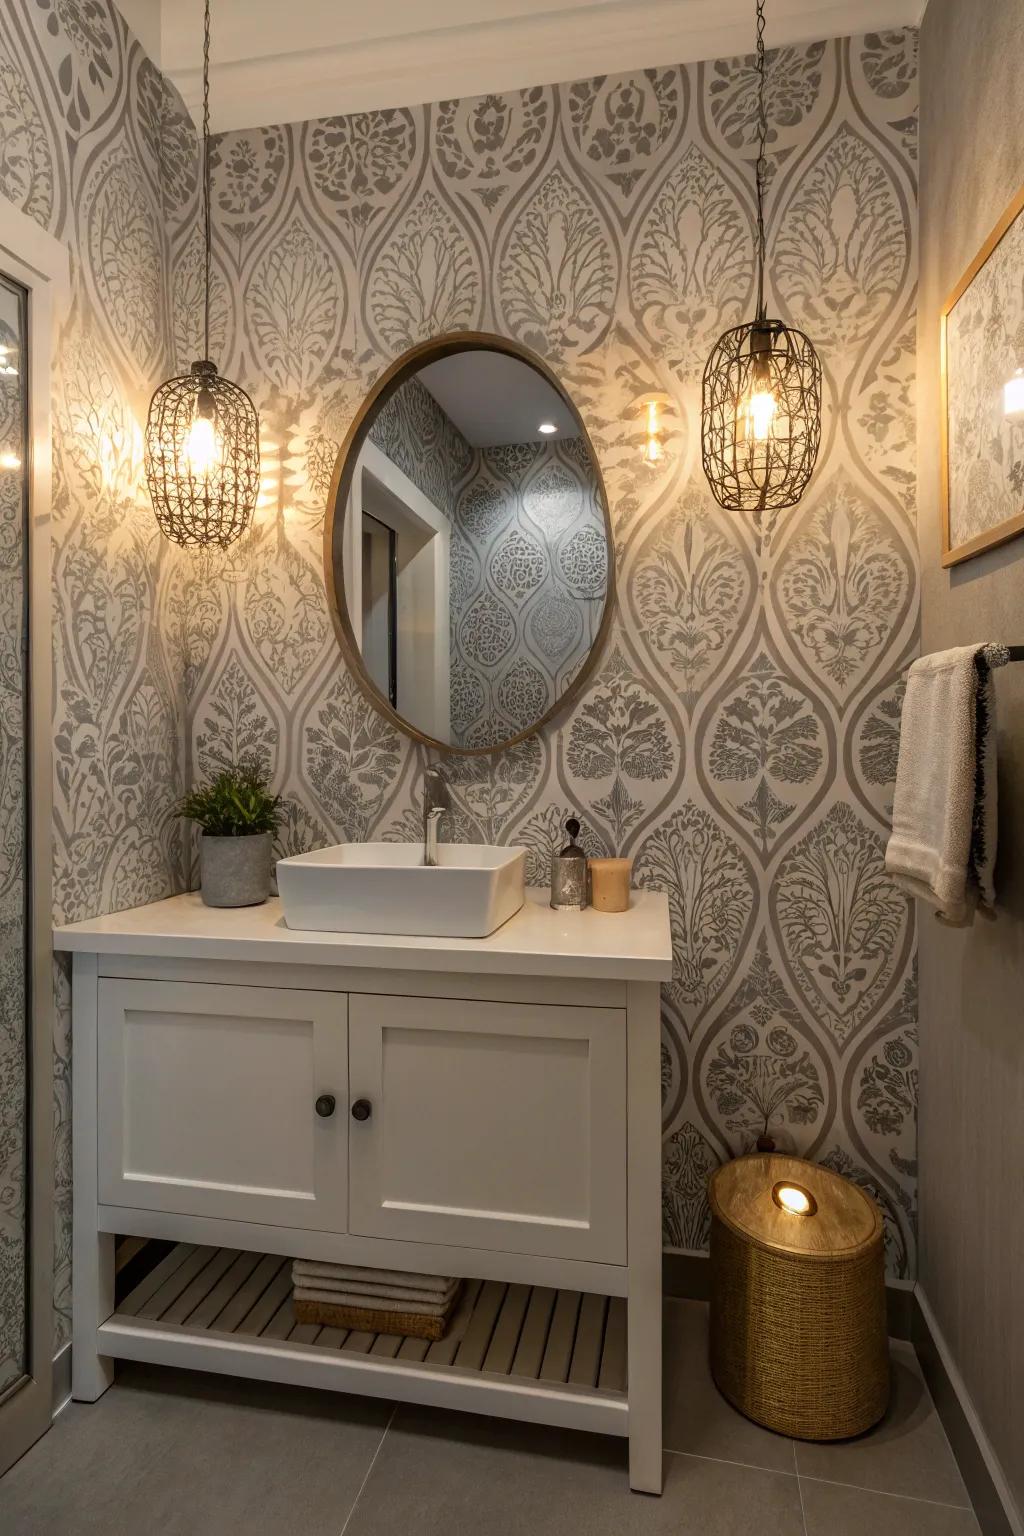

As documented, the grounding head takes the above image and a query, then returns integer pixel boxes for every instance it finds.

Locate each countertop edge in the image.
[51,929,672,981]
[52,891,674,983]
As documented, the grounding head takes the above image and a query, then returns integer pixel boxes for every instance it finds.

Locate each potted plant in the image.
[177,762,283,908]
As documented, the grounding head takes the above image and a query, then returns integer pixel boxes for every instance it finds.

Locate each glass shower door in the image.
[0,274,31,1410]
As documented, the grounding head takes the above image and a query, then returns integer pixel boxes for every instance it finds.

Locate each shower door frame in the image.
[0,198,66,1475]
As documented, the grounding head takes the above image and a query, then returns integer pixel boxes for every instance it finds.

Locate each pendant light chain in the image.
[700,0,822,515]
[202,0,212,363]
[143,0,261,550]
[754,0,768,321]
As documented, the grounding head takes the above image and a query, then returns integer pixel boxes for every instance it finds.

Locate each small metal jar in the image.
[550,817,588,911]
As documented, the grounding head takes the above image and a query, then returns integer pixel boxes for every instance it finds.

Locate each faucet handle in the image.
[423,763,451,809]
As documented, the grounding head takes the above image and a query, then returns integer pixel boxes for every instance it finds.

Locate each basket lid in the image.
[709,1154,882,1259]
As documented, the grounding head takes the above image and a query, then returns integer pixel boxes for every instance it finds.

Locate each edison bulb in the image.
[186,413,220,474]
[642,434,663,467]
[740,388,778,443]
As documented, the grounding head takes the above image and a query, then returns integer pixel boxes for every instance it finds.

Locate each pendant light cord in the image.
[202,0,212,363]
[754,0,768,322]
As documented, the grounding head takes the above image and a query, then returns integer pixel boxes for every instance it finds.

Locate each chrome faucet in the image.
[423,765,451,866]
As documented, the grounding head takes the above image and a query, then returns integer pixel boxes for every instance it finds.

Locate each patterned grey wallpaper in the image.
[172,34,920,1272]
[0,285,28,1392]
[367,373,471,520]
[364,379,609,747]
[450,438,607,748]
[0,6,920,1353]
[0,0,191,1346]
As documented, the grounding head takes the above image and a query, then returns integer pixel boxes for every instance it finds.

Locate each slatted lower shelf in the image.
[99,1244,629,1436]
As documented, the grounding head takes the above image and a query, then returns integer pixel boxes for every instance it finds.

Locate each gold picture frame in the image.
[941,179,1024,567]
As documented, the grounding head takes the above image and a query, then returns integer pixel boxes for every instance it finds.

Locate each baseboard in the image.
[913,1286,1023,1536]
[52,1341,72,1419]
[662,1249,916,1340]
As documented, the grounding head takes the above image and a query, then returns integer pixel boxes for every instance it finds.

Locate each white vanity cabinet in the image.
[96,981,349,1231]
[56,889,672,1494]
[347,993,626,1262]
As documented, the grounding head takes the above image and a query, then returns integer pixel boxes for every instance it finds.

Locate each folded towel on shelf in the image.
[293,1284,456,1317]
[292,1275,460,1307]
[885,643,1006,922]
[291,1260,455,1296]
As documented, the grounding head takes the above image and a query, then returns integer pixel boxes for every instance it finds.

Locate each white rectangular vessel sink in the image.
[277,842,527,939]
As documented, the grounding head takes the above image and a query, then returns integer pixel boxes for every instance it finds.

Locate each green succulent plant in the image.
[176,762,283,838]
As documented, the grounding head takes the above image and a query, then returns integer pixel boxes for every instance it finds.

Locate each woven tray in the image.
[293,1288,460,1342]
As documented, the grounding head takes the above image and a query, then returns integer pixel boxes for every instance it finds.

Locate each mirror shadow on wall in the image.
[325,336,613,754]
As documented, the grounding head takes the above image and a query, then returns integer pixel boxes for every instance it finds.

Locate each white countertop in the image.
[52,887,674,982]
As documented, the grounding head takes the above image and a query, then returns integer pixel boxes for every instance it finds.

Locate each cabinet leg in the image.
[72,1229,115,1401]
[627,1287,663,1494]
[625,979,663,1494]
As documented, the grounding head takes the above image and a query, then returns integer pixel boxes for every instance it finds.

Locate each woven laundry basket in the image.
[708,1154,889,1440]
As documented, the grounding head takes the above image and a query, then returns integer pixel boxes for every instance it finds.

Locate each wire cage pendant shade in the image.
[701,0,822,515]
[145,0,259,549]
[703,317,821,513]
[146,360,260,548]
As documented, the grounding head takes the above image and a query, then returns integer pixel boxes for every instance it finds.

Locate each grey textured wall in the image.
[0,0,189,1347]
[173,34,921,1269]
[918,0,1024,1508]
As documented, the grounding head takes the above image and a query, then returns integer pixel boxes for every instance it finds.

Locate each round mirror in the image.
[324,334,613,754]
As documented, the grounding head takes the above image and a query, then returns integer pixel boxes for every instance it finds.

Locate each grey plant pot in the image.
[199,832,273,908]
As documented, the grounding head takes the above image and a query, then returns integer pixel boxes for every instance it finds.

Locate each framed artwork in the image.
[941,180,1024,567]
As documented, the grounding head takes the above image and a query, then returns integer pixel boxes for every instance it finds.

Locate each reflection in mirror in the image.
[330,340,611,752]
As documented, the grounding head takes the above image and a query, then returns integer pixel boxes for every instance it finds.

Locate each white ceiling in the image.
[146,0,923,134]
[419,353,577,448]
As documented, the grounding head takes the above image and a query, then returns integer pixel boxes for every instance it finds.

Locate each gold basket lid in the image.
[709,1154,883,1260]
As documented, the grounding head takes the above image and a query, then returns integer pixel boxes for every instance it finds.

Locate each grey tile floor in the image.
[0,1300,979,1536]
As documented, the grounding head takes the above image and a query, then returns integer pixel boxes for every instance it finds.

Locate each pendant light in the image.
[701,0,822,515]
[145,0,259,549]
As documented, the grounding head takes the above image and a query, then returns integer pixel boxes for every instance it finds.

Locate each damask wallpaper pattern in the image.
[0,6,920,1354]
[367,374,470,521]
[365,377,608,747]
[450,438,607,747]
[172,34,920,1271]
[0,282,28,1391]
[0,0,191,1347]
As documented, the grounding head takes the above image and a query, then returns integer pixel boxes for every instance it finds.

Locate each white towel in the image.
[291,1260,455,1295]
[885,644,1003,922]
[291,1271,459,1307]
[293,1285,456,1318]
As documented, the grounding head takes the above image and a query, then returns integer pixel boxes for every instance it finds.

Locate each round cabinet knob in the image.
[351,1098,372,1122]
[314,1094,336,1118]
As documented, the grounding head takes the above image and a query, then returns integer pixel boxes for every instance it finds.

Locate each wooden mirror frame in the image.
[323,331,616,756]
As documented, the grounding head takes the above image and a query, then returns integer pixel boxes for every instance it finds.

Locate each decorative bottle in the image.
[550,816,588,912]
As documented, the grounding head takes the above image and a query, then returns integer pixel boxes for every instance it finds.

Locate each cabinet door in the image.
[348,995,626,1263]
[97,980,347,1231]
